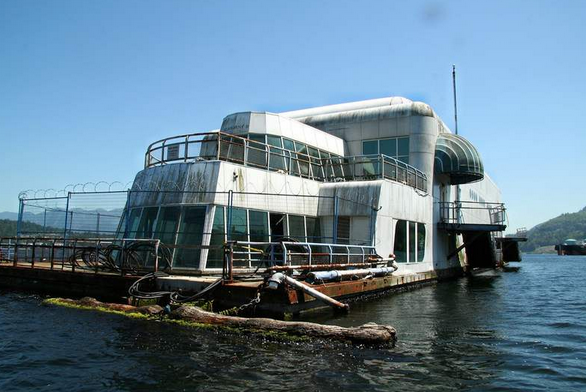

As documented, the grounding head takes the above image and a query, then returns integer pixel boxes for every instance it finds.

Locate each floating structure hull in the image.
[2,96,514,314]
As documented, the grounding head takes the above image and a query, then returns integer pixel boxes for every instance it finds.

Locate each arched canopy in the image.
[434,133,484,185]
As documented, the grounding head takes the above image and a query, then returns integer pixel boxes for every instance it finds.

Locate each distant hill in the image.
[521,207,586,252]
[0,219,50,237]
[0,212,18,221]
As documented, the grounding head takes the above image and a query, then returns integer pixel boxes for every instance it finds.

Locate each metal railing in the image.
[230,241,378,269]
[324,155,427,192]
[0,237,168,275]
[144,131,428,192]
[439,201,506,226]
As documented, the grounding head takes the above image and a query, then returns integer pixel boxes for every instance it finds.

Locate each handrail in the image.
[438,201,506,225]
[230,240,378,269]
[0,237,166,275]
[144,131,428,193]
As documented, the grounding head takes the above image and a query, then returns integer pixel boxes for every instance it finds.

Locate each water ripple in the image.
[1,255,586,391]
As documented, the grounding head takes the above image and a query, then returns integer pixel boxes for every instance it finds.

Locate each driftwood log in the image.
[48,297,163,315]
[45,297,396,345]
[172,305,396,345]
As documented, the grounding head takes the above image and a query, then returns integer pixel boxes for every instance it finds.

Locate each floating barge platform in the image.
[2,97,523,316]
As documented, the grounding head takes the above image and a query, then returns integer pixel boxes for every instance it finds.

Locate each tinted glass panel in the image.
[207,206,225,269]
[154,206,180,245]
[363,140,378,155]
[174,206,206,268]
[417,223,426,262]
[249,210,269,242]
[247,140,267,168]
[306,217,321,243]
[394,220,407,263]
[229,208,248,242]
[266,135,282,147]
[269,147,287,171]
[379,139,397,157]
[398,137,410,156]
[248,134,265,143]
[409,221,416,263]
[295,142,307,154]
[283,139,295,151]
[125,208,142,238]
[135,207,159,238]
[288,215,305,241]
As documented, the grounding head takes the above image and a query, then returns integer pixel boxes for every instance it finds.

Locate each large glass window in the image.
[267,135,286,172]
[154,206,181,245]
[125,208,143,238]
[362,137,410,164]
[394,220,407,263]
[394,220,426,263]
[379,139,397,157]
[295,142,310,177]
[305,217,321,243]
[249,210,269,242]
[363,140,378,155]
[417,224,426,262]
[288,215,306,241]
[174,206,206,268]
[220,134,245,163]
[207,206,225,269]
[229,208,248,242]
[409,221,416,264]
[282,139,299,176]
[247,138,268,168]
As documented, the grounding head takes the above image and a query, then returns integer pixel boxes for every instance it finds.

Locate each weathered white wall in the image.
[221,112,345,156]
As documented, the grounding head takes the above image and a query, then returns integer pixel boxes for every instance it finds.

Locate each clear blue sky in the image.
[1,0,585,231]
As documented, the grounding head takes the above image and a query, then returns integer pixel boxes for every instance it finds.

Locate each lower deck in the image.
[0,259,464,317]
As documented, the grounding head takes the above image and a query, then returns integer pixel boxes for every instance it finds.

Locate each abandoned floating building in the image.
[3,96,519,313]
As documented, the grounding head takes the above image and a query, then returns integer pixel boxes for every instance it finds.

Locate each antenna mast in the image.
[452,64,458,135]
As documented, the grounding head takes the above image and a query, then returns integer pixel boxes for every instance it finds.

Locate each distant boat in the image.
[555,239,586,255]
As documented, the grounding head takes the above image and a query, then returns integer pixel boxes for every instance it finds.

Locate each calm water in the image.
[1,254,586,391]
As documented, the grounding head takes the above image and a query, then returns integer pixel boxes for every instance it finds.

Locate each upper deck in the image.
[144,131,428,193]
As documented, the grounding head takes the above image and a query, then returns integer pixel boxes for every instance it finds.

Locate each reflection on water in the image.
[1,255,586,391]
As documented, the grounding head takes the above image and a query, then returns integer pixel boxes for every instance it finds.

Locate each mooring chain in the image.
[237,290,262,313]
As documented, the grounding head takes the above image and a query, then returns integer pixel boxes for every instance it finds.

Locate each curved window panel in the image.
[267,135,286,171]
[394,220,407,263]
[247,140,268,168]
[136,207,158,239]
[154,206,180,245]
[174,206,206,269]
[417,223,426,262]
[220,135,245,163]
[248,134,265,143]
[125,208,143,238]
[207,206,225,269]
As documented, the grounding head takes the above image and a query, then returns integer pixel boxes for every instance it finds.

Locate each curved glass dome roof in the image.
[434,133,484,185]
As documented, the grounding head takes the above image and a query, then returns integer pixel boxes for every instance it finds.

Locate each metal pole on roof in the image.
[452,65,459,135]
[452,65,461,223]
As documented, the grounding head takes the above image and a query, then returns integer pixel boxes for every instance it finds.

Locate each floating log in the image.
[171,305,397,345]
[44,297,397,345]
[45,297,163,315]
